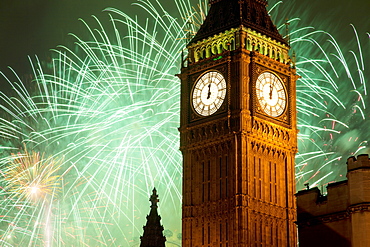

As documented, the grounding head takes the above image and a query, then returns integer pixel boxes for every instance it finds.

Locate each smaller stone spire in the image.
[150,188,159,208]
[140,188,166,247]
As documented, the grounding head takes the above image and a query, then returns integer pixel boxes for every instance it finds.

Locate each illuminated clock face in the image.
[256,72,287,117]
[192,71,227,116]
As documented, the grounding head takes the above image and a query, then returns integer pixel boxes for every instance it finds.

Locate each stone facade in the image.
[296,154,370,247]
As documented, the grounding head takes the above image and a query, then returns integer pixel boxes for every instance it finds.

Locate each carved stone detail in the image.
[251,117,296,151]
[182,118,231,150]
[297,202,370,228]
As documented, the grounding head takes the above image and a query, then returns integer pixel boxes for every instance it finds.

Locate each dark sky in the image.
[0,0,137,74]
[0,0,369,76]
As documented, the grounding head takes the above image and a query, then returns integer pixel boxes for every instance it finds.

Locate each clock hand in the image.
[269,84,273,100]
[207,83,212,99]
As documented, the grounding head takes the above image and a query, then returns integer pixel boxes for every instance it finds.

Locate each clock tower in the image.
[178,0,298,246]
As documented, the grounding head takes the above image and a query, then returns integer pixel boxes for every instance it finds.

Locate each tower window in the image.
[202,226,205,245]
[225,155,228,197]
[208,160,211,201]
[225,220,229,241]
[220,222,222,246]
[202,161,205,203]
[219,157,222,199]
[208,224,211,245]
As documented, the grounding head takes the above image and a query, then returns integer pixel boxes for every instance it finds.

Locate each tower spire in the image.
[140,188,166,247]
[209,0,267,5]
[191,0,286,46]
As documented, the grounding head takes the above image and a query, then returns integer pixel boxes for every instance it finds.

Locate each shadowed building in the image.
[178,0,298,246]
[296,154,370,247]
[140,188,166,247]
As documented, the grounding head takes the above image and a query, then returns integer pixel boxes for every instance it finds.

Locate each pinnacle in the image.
[190,0,286,46]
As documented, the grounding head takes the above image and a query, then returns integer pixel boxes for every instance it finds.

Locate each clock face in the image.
[192,71,227,116]
[256,72,287,117]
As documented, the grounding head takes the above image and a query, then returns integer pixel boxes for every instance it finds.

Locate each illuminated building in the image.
[297,154,370,247]
[178,0,298,245]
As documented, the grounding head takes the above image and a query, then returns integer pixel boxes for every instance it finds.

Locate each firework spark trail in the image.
[271,3,370,190]
[3,148,62,201]
[0,0,206,245]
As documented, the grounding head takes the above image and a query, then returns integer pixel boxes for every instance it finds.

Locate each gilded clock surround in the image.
[251,55,294,127]
[191,71,227,117]
[255,71,287,117]
[188,65,229,122]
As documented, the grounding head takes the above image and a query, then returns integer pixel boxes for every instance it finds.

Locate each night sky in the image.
[0,0,137,74]
[0,0,369,77]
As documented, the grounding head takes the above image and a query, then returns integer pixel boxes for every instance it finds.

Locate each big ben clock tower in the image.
[178,0,298,246]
